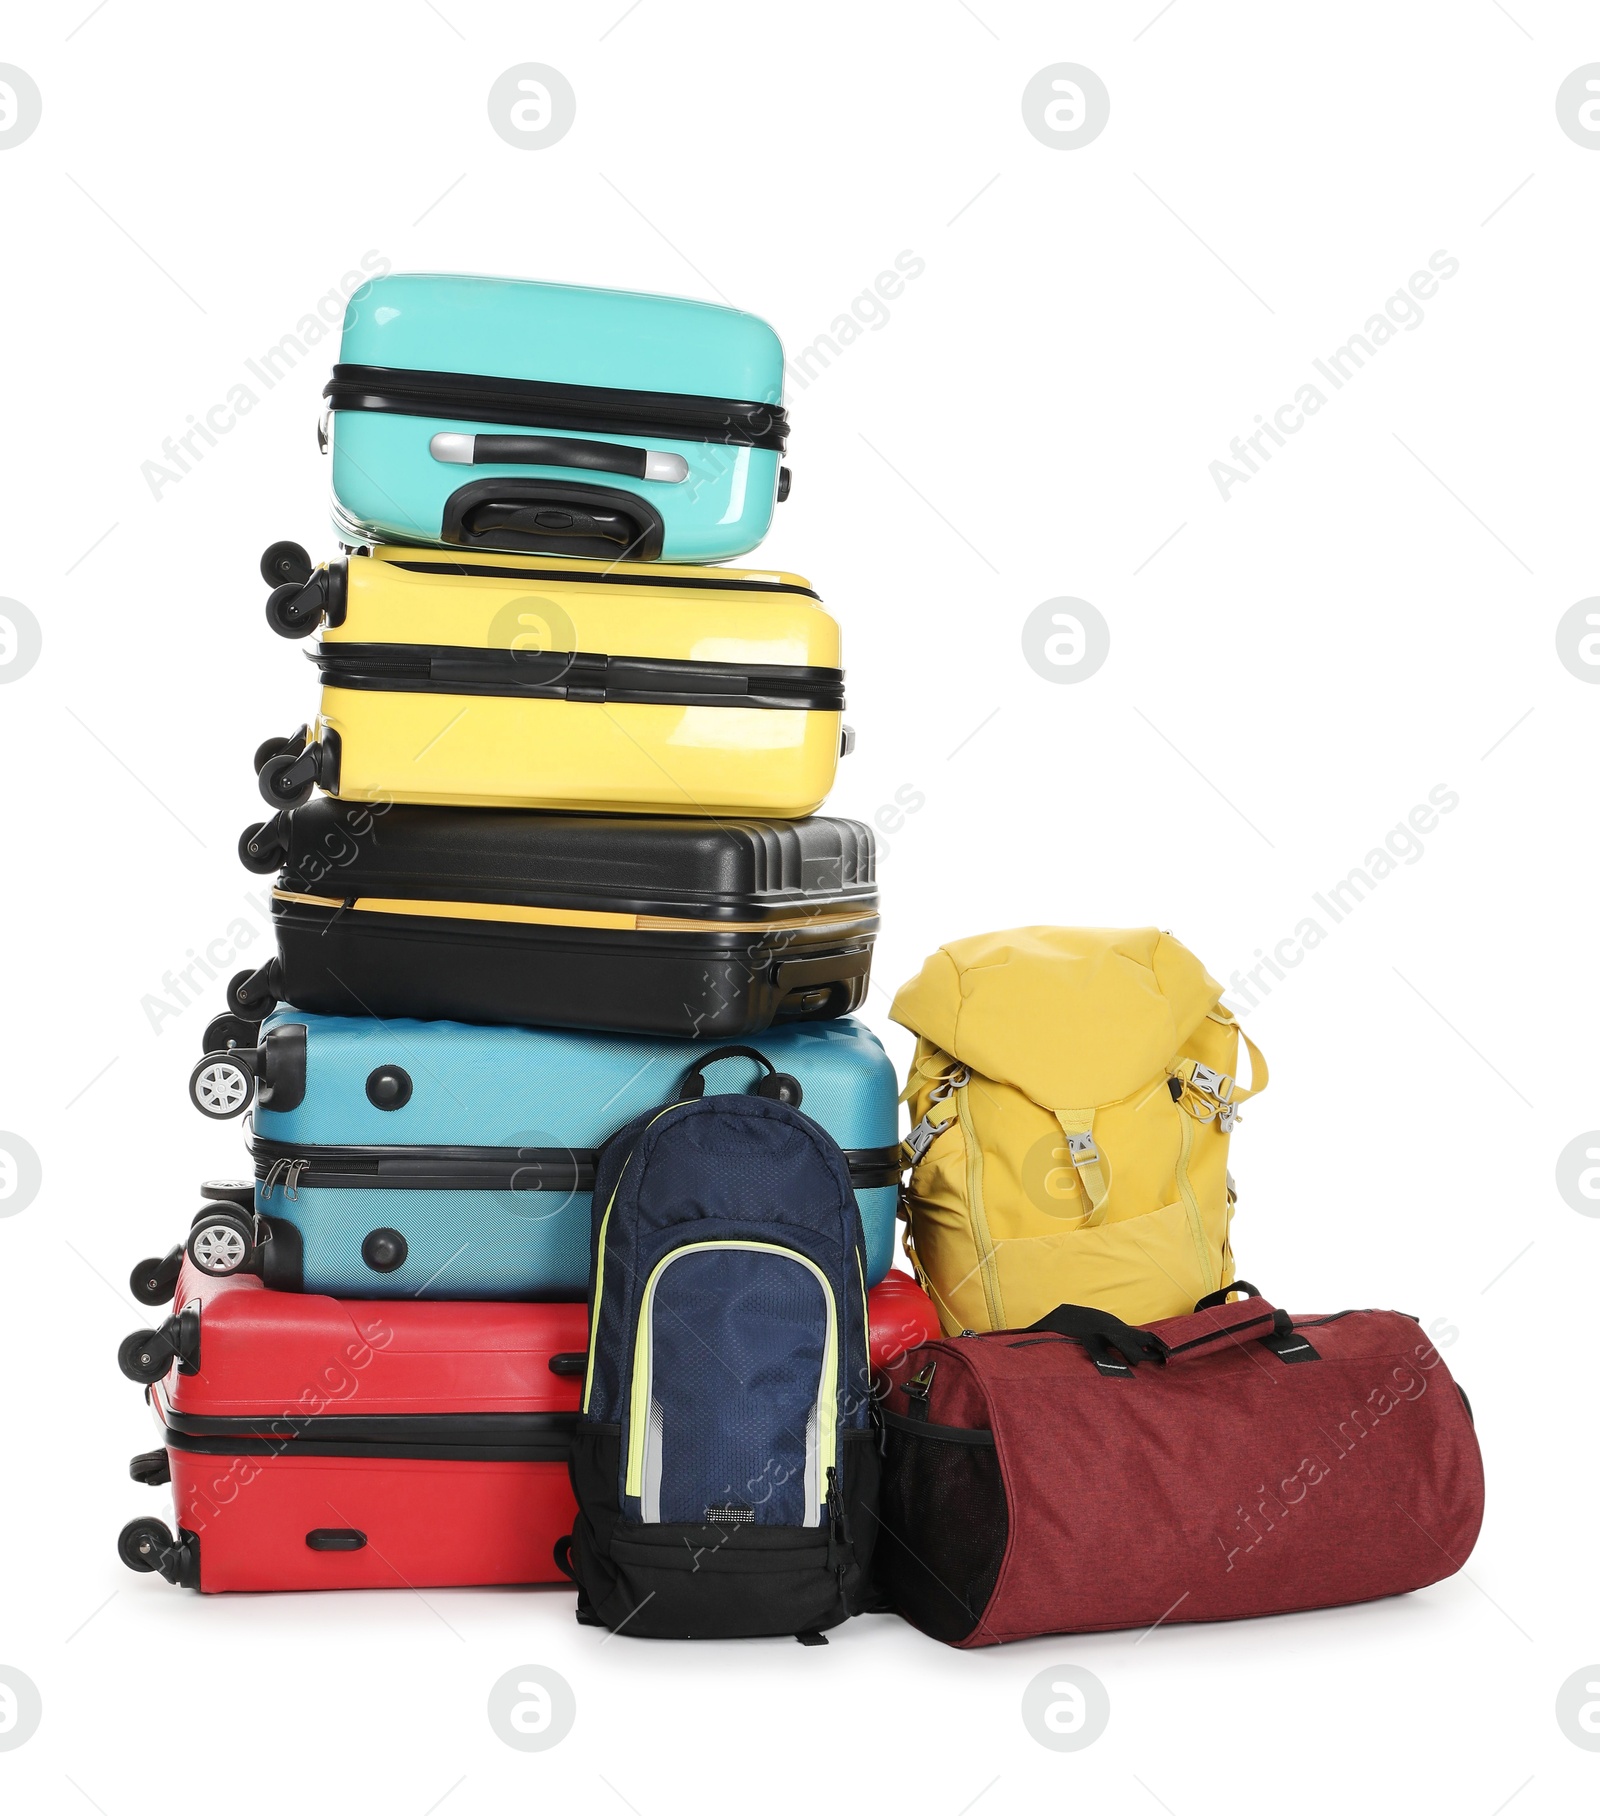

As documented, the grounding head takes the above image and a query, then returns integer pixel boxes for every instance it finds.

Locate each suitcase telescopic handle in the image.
[677,1045,803,1109]
[429,432,689,483]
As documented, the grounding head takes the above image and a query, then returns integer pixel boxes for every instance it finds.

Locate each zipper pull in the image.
[826,1464,852,1548]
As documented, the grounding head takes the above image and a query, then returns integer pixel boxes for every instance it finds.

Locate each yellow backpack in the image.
[891,926,1267,1333]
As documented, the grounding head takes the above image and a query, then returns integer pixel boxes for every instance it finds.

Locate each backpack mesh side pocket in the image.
[874,1412,1007,1644]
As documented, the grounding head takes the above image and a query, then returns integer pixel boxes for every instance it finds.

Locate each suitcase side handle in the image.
[430,432,689,484]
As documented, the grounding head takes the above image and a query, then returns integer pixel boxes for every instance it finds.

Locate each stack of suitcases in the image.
[116,273,940,1595]
[114,273,1486,1645]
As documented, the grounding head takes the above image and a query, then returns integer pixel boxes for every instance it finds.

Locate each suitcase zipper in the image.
[271,886,879,939]
[385,558,818,600]
[253,1138,595,1194]
[324,363,789,451]
[310,643,845,712]
[252,1137,898,1194]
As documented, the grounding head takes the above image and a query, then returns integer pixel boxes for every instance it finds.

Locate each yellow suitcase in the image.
[253,543,849,817]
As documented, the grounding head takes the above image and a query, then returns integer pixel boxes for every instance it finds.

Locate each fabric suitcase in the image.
[876,1285,1485,1647]
[324,274,788,563]
[229,795,876,1039]
[116,1265,584,1592]
[253,544,847,818]
[185,1014,902,1297]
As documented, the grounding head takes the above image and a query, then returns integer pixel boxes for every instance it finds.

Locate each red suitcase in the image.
[118,1266,939,1593]
[117,1265,585,1592]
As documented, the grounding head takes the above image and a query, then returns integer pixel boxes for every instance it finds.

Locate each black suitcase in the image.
[222,799,878,1041]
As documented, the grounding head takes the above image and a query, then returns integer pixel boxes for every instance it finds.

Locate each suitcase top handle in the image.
[677,1045,803,1109]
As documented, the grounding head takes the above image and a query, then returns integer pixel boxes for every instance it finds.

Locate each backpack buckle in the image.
[903,1115,944,1166]
[1066,1132,1100,1166]
[1219,1101,1240,1132]
[1189,1064,1234,1104]
[902,1066,971,1166]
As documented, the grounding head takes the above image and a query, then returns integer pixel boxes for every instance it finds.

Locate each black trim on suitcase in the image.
[387,559,820,601]
[254,1137,596,1193]
[252,1136,902,1194]
[324,363,789,451]
[158,1404,578,1462]
[310,643,845,712]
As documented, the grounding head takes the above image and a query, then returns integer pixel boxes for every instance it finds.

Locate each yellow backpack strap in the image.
[1192,1014,1268,1129]
[1234,1031,1268,1101]
[1054,1112,1111,1227]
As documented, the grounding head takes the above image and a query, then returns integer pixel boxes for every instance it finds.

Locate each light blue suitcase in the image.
[324,274,789,563]
[195,1012,899,1299]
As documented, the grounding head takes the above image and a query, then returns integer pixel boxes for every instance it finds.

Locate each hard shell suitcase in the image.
[875,1285,1485,1646]
[115,1265,584,1592]
[323,274,788,563]
[184,1015,902,1298]
[228,795,877,1039]
[253,543,847,818]
[116,1268,933,1593]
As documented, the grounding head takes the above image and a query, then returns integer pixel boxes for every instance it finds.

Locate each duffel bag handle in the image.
[678,1045,803,1108]
[1184,1284,1322,1365]
[1193,1279,1262,1312]
[1025,1304,1170,1375]
[1031,1290,1320,1373]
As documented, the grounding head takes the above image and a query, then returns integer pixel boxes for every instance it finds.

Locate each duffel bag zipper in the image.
[311,642,845,713]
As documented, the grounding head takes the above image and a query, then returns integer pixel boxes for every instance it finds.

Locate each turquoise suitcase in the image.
[185,1013,900,1299]
[323,274,789,563]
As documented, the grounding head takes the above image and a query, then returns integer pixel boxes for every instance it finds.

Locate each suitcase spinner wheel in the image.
[257,741,325,810]
[261,540,314,588]
[129,1245,184,1306]
[238,818,289,873]
[183,1181,262,1278]
[200,965,278,1054]
[117,1306,199,1383]
[186,1209,255,1277]
[128,1447,171,1487]
[260,539,340,640]
[117,1516,199,1587]
[189,1051,256,1118]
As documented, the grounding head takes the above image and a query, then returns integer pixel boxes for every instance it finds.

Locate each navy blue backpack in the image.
[567,1045,879,1641]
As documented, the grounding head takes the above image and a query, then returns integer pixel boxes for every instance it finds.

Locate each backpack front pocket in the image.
[624,1241,837,1527]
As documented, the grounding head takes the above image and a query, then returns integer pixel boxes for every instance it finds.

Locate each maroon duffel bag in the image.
[875,1283,1484,1647]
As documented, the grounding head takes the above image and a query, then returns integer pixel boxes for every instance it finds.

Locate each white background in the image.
[1,1,1594,1810]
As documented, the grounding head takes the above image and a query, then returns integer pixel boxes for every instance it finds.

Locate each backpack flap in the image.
[890,926,1223,1109]
[890,927,1269,1333]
